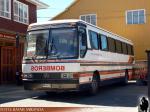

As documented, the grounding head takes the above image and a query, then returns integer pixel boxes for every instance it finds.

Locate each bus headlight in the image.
[61,73,73,79]
[23,74,33,79]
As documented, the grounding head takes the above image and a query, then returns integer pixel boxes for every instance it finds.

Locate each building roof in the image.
[26,0,49,9]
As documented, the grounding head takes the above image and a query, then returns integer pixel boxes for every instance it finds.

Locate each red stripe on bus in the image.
[23,59,133,65]
[101,76,125,81]
[74,70,125,78]
[79,73,93,77]
[73,73,93,78]
[79,76,125,84]
[100,70,125,75]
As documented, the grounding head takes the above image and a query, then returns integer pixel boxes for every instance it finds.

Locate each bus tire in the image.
[89,75,99,95]
[122,70,128,85]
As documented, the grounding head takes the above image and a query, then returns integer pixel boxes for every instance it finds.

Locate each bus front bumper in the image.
[23,79,79,91]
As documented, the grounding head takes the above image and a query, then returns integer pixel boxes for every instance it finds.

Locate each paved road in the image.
[0,81,148,112]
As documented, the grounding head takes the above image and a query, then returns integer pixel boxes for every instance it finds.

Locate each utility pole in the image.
[16,33,20,85]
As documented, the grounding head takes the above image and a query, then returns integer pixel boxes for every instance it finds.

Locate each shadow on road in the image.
[0,81,147,107]
[0,84,43,104]
[32,81,147,107]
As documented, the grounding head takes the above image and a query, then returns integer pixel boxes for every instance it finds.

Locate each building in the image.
[52,0,149,61]
[0,0,48,84]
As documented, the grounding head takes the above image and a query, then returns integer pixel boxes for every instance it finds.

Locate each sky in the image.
[37,0,74,22]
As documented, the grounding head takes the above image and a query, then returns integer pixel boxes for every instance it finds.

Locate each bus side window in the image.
[115,40,122,54]
[127,44,133,55]
[122,42,128,54]
[108,37,116,52]
[131,45,134,55]
[100,35,108,51]
[79,28,87,58]
[89,30,99,50]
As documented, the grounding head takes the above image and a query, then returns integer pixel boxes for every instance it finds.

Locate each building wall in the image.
[53,0,150,60]
[0,0,37,84]
[0,0,37,34]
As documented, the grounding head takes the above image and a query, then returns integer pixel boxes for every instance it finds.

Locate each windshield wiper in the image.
[49,38,54,54]
[45,40,48,58]
[49,38,58,56]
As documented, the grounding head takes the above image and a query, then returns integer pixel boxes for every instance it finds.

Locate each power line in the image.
[39,8,67,10]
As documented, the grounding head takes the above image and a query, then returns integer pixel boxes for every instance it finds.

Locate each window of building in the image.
[14,0,29,24]
[100,35,108,51]
[108,37,116,52]
[0,0,11,19]
[89,30,99,50]
[80,14,97,25]
[115,40,122,53]
[126,9,146,24]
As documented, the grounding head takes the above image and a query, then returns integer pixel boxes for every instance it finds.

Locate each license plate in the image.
[42,84,51,88]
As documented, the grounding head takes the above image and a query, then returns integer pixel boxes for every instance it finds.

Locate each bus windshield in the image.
[48,28,78,59]
[26,30,49,59]
[25,28,78,59]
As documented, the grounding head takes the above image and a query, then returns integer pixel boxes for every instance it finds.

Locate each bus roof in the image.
[28,19,133,44]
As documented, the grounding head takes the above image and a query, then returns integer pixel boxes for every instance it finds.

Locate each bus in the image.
[22,19,134,95]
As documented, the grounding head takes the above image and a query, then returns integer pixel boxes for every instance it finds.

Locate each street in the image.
[0,81,148,112]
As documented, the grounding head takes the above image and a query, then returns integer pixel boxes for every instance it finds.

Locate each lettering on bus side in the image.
[31,66,65,71]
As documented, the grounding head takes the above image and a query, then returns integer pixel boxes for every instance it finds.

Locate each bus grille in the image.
[32,73,61,79]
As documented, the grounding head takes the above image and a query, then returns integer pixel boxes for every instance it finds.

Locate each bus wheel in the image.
[89,75,99,95]
[122,70,128,85]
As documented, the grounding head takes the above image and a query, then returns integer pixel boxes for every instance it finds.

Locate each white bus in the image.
[22,19,134,94]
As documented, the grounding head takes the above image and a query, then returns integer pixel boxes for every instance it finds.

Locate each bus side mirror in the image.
[79,28,87,58]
